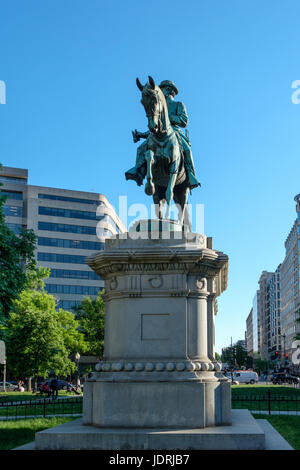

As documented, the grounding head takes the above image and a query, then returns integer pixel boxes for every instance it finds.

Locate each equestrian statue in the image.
[125,76,201,228]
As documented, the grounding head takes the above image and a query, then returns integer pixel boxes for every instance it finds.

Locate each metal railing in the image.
[0,396,83,421]
[232,389,300,415]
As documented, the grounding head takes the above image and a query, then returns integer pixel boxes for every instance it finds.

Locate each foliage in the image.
[0,164,37,322]
[221,340,251,369]
[3,268,87,379]
[73,290,105,357]
[253,355,270,375]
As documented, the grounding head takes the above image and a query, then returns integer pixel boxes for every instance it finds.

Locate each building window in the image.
[6,223,22,234]
[49,269,101,280]
[0,176,26,185]
[45,284,100,296]
[38,221,97,235]
[38,206,103,221]
[38,252,87,264]
[38,193,105,206]
[3,205,23,217]
[38,237,104,251]
[1,190,23,200]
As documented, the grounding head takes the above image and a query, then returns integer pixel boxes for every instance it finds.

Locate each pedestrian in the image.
[41,381,51,398]
[50,376,59,399]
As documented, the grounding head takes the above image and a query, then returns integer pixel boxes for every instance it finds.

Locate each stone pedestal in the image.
[33,220,266,449]
[83,221,231,429]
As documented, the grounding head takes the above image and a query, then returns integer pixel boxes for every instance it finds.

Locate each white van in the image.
[232,371,258,384]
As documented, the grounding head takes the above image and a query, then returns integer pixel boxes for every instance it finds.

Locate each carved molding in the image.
[95,360,222,373]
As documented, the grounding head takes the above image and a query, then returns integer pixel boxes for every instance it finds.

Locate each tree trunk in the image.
[27,377,32,392]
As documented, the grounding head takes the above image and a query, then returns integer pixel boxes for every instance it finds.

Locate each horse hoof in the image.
[145,181,155,196]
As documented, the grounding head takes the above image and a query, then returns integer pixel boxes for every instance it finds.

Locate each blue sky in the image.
[1,0,300,353]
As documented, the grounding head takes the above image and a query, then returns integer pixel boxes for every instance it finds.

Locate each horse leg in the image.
[174,186,191,230]
[164,158,179,219]
[144,150,155,196]
[153,186,164,219]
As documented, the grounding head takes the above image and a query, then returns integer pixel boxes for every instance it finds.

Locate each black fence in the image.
[232,389,300,415]
[0,397,83,421]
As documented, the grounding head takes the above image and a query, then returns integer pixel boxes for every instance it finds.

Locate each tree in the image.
[0,165,37,322]
[73,290,105,357]
[3,267,87,387]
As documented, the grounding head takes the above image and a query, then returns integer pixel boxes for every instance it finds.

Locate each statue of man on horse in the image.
[125,76,201,226]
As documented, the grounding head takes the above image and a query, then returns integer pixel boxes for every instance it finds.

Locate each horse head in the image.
[136,76,169,135]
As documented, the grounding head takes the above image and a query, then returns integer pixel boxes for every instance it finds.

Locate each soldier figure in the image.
[125,80,200,189]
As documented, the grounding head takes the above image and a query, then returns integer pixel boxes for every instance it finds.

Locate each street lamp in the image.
[75,352,80,390]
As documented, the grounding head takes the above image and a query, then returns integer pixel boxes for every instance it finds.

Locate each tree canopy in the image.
[3,267,87,379]
[73,290,105,357]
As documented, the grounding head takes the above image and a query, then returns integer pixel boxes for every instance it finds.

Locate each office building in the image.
[279,194,300,359]
[0,165,126,310]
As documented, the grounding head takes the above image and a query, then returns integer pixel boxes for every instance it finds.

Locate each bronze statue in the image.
[125,76,200,226]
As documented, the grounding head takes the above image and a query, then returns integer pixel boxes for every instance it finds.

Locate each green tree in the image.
[0,164,37,322]
[3,267,87,387]
[73,290,105,357]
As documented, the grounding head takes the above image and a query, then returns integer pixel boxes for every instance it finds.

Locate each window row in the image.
[38,193,105,206]
[38,206,103,221]
[0,176,26,185]
[3,205,23,217]
[6,223,22,234]
[1,190,23,200]
[38,252,87,264]
[38,221,97,235]
[57,300,81,311]
[49,268,101,280]
[38,237,104,251]
[45,283,100,295]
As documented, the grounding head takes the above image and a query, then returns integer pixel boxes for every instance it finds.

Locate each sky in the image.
[1,0,300,353]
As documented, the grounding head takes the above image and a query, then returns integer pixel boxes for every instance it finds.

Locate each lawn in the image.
[0,416,76,450]
[253,414,300,450]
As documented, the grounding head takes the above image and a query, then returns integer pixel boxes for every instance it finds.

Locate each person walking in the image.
[50,376,59,399]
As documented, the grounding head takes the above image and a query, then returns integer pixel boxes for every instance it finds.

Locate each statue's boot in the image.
[125,167,144,186]
[187,170,201,189]
[183,148,201,189]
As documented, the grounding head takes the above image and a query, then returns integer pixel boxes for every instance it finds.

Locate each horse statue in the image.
[126,76,193,229]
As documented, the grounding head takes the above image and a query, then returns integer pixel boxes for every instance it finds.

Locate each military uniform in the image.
[126,80,200,189]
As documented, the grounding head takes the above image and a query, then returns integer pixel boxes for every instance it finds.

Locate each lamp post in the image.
[75,352,80,390]
[281,334,286,368]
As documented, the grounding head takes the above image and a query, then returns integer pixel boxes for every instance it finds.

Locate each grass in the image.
[253,414,300,450]
[0,416,76,450]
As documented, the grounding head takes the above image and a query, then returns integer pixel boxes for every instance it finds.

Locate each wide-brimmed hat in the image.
[159,80,179,95]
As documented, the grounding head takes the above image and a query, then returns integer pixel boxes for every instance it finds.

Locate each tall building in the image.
[252,291,260,357]
[280,194,300,360]
[0,165,126,310]
[249,267,281,363]
[246,308,253,357]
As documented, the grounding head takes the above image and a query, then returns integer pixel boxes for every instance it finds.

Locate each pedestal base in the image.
[34,410,265,450]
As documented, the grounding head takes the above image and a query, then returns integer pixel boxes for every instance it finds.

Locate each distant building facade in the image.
[0,166,126,310]
[280,194,300,360]
[246,308,253,357]
[246,194,299,369]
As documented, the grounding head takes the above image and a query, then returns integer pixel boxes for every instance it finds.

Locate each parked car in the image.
[271,373,300,385]
[225,371,258,385]
[0,381,16,390]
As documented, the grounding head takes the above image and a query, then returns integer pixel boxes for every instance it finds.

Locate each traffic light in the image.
[275,351,279,358]
[285,353,289,364]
